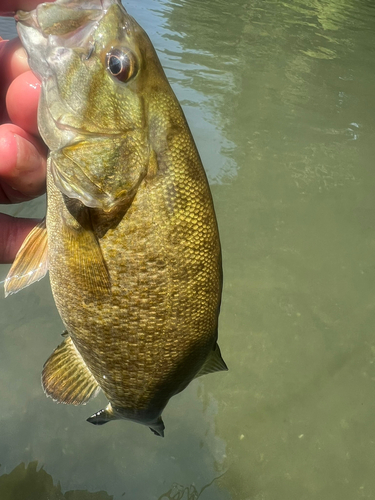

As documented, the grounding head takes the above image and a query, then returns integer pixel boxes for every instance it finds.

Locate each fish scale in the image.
[6,0,227,436]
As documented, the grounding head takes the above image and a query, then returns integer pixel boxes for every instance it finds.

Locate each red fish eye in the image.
[105,49,138,82]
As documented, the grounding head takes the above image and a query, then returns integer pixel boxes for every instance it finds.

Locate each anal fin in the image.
[4,219,48,297]
[42,334,100,405]
[195,343,228,379]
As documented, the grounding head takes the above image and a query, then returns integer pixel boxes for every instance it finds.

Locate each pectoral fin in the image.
[4,219,48,297]
[194,343,228,378]
[42,334,100,405]
[61,215,111,295]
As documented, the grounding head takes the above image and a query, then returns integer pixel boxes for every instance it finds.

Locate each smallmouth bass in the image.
[6,0,227,436]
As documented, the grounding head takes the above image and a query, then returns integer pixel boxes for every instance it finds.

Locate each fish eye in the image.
[105,49,138,83]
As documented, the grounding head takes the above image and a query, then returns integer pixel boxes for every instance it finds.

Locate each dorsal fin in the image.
[42,334,100,405]
[4,219,48,297]
[194,343,228,378]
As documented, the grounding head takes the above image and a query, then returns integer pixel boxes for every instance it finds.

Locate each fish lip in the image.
[15,9,36,24]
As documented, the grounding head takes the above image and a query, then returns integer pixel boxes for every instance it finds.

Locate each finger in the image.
[0,38,30,121]
[6,70,40,135]
[0,214,39,263]
[0,124,46,203]
[0,38,28,86]
[0,1,54,16]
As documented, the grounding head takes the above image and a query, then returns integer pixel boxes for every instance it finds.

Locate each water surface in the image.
[1,0,375,498]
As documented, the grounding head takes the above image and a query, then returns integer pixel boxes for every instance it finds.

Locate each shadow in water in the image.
[0,462,113,500]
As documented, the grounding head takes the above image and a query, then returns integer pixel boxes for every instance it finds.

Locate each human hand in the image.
[0,1,52,264]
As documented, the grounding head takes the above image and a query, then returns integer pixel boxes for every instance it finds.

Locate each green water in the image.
[1,0,375,498]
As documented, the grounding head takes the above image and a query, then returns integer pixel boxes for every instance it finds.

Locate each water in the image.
[1,0,375,498]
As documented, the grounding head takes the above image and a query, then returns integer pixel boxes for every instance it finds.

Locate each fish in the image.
[5,0,227,437]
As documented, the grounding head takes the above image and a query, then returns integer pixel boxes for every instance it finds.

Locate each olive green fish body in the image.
[8,0,227,435]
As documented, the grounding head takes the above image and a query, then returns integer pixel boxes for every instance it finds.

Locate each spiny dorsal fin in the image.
[194,343,228,379]
[4,219,48,297]
[42,334,100,405]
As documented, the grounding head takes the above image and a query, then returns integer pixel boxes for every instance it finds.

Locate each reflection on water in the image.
[126,0,238,184]
[0,462,113,500]
[1,0,375,498]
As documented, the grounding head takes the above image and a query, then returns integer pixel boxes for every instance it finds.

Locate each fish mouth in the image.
[16,0,125,82]
[15,0,122,31]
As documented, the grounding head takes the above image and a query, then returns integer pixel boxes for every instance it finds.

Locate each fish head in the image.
[16,0,174,212]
